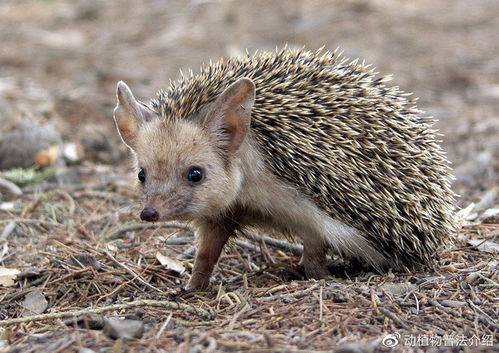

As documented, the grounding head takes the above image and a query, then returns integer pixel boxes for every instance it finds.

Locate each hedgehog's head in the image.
[113,78,255,222]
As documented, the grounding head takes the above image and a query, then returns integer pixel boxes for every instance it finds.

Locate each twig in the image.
[104,250,163,294]
[473,187,497,212]
[180,245,196,260]
[0,177,22,195]
[106,222,303,257]
[0,218,58,227]
[55,190,76,215]
[0,299,215,327]
[226,303,250,330]
[165,236,194,245]
[0,221,16,240]
[476,273,499,287]
[257,283,320,302]
[468,300,499,330]
[239,230,303,256]
[155,312,173,339]
[234,239,260,252]
[319,284,323,322]
[106,222,190,240]
[428,299,456,316]
[378,307,411,330]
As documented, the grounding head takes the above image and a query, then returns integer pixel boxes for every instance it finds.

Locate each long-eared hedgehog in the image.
[113,47,456,291]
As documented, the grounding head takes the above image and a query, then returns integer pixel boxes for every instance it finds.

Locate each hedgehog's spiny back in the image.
[152,48,456,269]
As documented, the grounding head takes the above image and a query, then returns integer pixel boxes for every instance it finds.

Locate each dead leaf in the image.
[33,145,59,166]
[156,252,185,274]
[22,289,48,317]
[440,264,459,273]
[0,267,20,287]
[455,202,476,224]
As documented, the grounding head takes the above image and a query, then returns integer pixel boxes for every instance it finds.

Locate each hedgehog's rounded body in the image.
[114,48,456,290]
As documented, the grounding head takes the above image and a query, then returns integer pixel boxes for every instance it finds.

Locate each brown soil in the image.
[0,1,497,352]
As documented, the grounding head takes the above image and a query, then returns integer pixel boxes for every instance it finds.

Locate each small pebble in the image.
[103,318,145,339]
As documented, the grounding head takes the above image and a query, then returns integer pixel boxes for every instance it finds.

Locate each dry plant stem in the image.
[239,230,303,256]
[467,300,499,330]
[476,273,499,287]
[155,312,173,339]
[104,250,164,293]
[378,307,411,330]
[256,283,321,302]
[233,239,260,252]
[0,299,215,327]
[106,221,191,239]
[0,177,22,195]
[0,218,58,227]
[0,221,16,240]
[55,190,76,215]
[106,221,304,258]
[226,303,250,330]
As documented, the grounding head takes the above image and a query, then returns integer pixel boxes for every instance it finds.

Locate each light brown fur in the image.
[114,79,387,290]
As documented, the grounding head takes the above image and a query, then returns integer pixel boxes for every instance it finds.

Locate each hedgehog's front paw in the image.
[185,271,211,292]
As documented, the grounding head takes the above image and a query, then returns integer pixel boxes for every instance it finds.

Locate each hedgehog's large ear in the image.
[113,81,155,150]
[205,77,255,154]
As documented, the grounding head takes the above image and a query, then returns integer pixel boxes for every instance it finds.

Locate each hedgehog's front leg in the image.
[186,219,234,291]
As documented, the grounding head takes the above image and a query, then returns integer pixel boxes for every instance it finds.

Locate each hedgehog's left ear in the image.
[205,77,255,154]
[113,81,156,150]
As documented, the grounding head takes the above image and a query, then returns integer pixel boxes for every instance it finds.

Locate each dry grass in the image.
[0,165,497,353]
[0,0,498,352]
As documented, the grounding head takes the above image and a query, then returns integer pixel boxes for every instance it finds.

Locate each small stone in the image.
[465,272,480,284]
[22,289,48,317]
[0,119,62,170]
[103,318,144,339]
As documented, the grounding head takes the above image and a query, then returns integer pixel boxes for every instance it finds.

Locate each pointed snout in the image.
[140,207,159,222]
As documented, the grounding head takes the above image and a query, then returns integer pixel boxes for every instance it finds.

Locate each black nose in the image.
[140,207,159,222]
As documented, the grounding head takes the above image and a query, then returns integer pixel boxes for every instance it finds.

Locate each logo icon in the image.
[382,333,400,347]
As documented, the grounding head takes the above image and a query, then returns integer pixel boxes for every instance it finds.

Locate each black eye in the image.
[138,169,146,183]
[187,167,203,183]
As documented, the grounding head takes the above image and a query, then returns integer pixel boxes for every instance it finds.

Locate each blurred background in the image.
[0,0,497,203]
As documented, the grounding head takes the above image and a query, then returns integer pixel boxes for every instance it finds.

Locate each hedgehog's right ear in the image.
[113,81,156,150]
[205,77,256,154]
